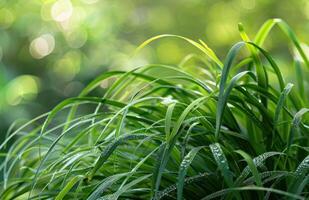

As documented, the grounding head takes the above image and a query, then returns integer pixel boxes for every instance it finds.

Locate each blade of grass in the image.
[177,146,204,200]
[209,143,233,187]
[235,150,262,186]
[55,175,83,200]
[134,34,222,67]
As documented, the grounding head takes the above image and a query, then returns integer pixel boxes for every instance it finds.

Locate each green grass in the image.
[0,18,308,200]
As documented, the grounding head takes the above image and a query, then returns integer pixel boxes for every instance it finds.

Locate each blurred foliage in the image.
[0,0,308,133]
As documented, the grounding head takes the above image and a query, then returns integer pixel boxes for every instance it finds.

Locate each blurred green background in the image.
[0,0,308,134]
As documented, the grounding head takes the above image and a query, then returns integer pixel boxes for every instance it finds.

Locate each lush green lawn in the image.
[0,18,308,199]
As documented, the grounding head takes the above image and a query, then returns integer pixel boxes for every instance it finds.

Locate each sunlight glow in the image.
[51,0,73,22]
[29,34,55,59]
[0,8,15,29]
[6,75,40,106]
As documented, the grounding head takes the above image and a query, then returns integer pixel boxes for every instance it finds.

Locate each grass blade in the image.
[235,150,262,186]
[177,146,204,200]
[209,143,233,186]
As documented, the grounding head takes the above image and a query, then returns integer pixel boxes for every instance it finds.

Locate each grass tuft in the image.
[0,18,308,200]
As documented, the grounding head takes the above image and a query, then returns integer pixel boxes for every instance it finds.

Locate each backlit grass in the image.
[0,18,308,200]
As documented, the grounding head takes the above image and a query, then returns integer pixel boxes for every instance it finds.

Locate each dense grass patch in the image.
[0,18,308,199]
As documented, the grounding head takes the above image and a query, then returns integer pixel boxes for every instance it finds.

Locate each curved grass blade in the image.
[153,96,210,199]
[235,152,283,185]
[55,175,83,200]
[287,155,309,196]
[295,155,309,177]
[294,175,309,198]
[89,134,148,180]
[86,173,129,200]
[272,83,294,146]
[108,174,151,200]
[165,102,176,139]
[287,108,309,150]
[210,143,233,187]
[239,23,268,108]
[134,34,222,67]
[254,18,309,68]
[215,42,246,139]
[29,118,94,199]
[235,150,262,186]
[0,113,49,151]
[216,69,255,139]
[177,146,204,200]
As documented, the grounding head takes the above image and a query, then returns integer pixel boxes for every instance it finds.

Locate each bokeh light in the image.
[52,51,81,81]
[29,34,55,59]
[0,8,14,29]
[65,29,88,48]
[5,75,40,106]
[51,0,73,22]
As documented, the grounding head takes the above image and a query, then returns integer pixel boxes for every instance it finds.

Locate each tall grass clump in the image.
[0,18,308,200]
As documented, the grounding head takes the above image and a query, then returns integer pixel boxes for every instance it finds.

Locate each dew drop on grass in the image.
[161,96,177,105]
